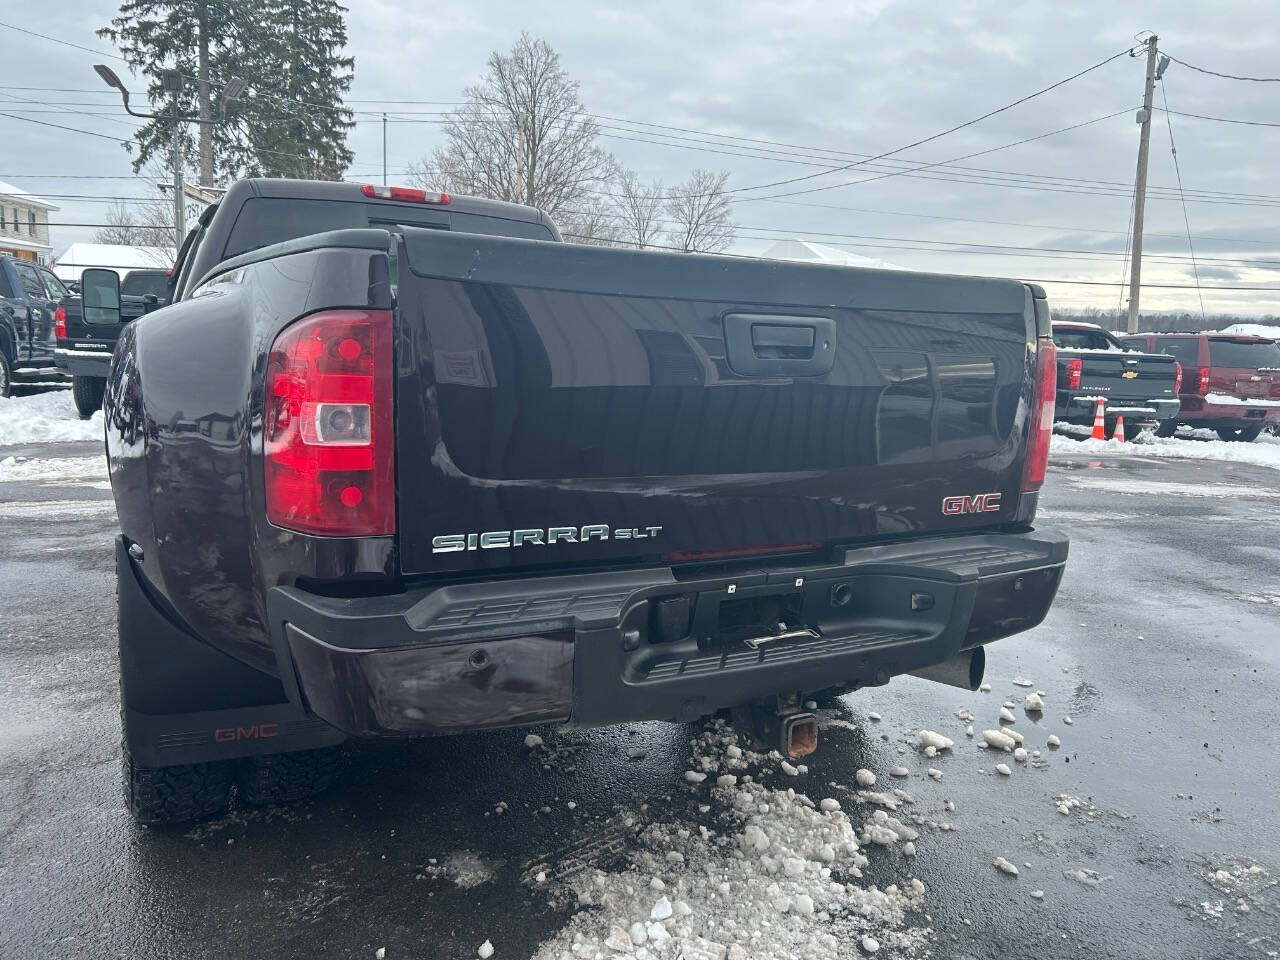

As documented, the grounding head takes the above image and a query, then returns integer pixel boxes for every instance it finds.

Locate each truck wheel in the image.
[1216,426,1262,443]
[1154,420,1178,438]
[237,747,341,806]
[71,376,105,419]
[122,745,233,825]
[0,353,11,398]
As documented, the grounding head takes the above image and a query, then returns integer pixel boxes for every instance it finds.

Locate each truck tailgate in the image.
[1074,351,1179,402]
[393,230,1040,576]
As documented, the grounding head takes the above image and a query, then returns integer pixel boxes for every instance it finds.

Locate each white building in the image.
[0,179,58,265]
[51,242,175,284]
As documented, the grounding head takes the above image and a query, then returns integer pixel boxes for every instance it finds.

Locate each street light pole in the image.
[93,65,246,248]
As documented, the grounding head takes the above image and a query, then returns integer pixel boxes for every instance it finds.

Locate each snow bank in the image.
[0,390,103,445]
[531,721,933,959]
[1051,432,1280,472]
[0,455,107,483]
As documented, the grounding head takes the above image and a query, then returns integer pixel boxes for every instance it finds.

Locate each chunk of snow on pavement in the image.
[1013,748,1028,763]
[928,768,942,781]
[995,763,1012,777]
[1063,716,1074,725]
[965,724,974,738]
[1030,890,1044,900]
[1047,734,1061,747]
[1023,693,1044,713]
[861,935,880,953]
[918,729,953,751]
[994,857,1019,876]
[1063,868,1108,889]
[888,766,909,778]
[855,769,876,787]
[685,770,707,783]
[999,707,1016,722]
[819,798,840,812]
[650,896,673,920]
[780,761,799,776]
[983,730,1016,751]
[1011,677,1033,687]
[477,941,494,959]
[375,949,385,959]
[858,791,900,810]
[0,390,104,445]
[523,733,543,748]
[979,682,991,692]
[422,852,497,889]
[867,712,881,722]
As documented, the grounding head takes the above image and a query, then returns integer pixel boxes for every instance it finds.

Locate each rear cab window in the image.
[1052,327,1116,351]
[222,197,556,261]
[121,271,170,299]
[1154,337,1200,367]
[1208,339,1280,369]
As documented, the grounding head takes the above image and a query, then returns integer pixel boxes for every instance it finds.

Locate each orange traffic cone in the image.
[1090,398,1106,440]
[1114,416,1126,443]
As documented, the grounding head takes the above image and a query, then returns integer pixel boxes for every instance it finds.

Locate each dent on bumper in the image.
[273,530,1069,736]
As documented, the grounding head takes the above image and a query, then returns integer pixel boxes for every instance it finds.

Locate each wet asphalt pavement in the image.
[1,429,1278,959]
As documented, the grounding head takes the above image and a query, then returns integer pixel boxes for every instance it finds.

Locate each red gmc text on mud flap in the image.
[942,493,1002,515]
[214,723,279,743]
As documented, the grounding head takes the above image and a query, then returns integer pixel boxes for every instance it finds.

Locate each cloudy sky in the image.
[3,1,1279,314]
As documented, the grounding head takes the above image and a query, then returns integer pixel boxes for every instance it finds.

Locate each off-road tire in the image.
[1216,426,1262,443]
[71,375,105,419]
[1154,419,1178,438]
[0,352,11,398]
[236,747,341,806]
[123,747,233,825]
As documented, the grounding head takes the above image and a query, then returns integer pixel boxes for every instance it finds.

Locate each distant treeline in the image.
[1053,307,1279,333]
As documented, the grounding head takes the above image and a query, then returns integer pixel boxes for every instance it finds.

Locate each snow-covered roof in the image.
[760,239,911,272]
[0,234,53,253]
[51,242,174,281]
[1218,323,1280,340]
[0,179,57,210]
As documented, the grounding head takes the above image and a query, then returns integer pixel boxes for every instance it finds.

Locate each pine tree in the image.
[240,0,355,179]
[100,0,355,183]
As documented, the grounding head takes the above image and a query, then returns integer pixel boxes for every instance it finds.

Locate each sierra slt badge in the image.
[942,493,1002,515]
[432,524,663,553]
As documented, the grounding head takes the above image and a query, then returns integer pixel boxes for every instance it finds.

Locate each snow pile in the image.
[0,455,107,483]
[0,390,103,445]
[532,721,933,960]
[1219,323,1280,339]
[1050,432,1280,472]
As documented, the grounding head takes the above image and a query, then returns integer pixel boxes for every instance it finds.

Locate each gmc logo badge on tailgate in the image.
[942,493,1002,516]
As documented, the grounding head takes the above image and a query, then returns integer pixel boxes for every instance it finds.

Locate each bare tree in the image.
[665,169,735,254]
[409,34,614,224]
[613,169,666,249]
[559,192,624,246]
[93,198,178,253]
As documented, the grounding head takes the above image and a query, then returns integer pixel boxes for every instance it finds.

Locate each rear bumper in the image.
[54,345,112,377]
[271,529,1069,736]
[1176,396,1280,426]
[1057,394,1179,422]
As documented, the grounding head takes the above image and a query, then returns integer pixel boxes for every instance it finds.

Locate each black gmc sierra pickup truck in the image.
[105,178,1068,823]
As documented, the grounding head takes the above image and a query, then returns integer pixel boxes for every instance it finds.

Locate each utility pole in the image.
[166,72,187,247]
[382,113,387,185]
[1126,34,1162,333]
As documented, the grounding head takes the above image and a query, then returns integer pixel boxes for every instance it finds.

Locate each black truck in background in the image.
[0,253,69,397]
[1051,320,1180,438]
[103,178,1068,824]
[54,267,170,417]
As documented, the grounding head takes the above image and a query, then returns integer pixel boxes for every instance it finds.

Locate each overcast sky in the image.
[3,1,1279,314]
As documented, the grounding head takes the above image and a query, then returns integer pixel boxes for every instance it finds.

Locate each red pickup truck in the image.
[1121,333,1280,441]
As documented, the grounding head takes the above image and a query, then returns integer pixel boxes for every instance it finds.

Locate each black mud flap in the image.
[117,537,345,768]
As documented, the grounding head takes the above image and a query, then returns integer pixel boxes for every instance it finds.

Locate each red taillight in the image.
[1020,338,1056,494]
[54,306,66,340]
[360,183,450,205]
[264,309,394,537]
[1197,367,1211,395]
[1173,361,1183,394]
[1065,357,1082,391]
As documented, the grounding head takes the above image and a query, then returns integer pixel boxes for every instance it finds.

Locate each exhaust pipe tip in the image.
[782,712,818,759]
[908,646,986,691]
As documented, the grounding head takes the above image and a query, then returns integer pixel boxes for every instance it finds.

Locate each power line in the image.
[0,111,133,143]
[1155,107,1280,128]
[1163,53,1280,83]
[1159,80,1206,322]
[0,19,124,61]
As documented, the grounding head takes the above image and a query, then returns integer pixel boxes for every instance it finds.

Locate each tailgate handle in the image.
[724,313,836,378]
